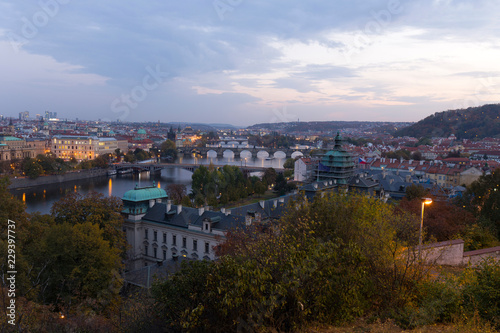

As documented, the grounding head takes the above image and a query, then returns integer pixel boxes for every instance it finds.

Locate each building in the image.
[122,183,293,270]
[294,157,316,182]
[19,111,29,121]
[51,135,99,161]
[316,132,354,184]
[0,136,46,161]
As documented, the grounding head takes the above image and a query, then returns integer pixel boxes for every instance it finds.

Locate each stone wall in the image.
[7,169,108,189]
[421,239,464,266]
[464,246,500,266]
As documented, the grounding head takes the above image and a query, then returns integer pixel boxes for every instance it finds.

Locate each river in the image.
[12,154,289,214]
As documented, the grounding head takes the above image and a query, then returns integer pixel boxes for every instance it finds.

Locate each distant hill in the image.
[393,104,500,139]
[247,121,410,134]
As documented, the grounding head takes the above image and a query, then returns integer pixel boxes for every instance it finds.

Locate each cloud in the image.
[1,0,500,124]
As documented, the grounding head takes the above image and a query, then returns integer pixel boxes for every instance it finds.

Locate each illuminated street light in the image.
[419,197,433,261]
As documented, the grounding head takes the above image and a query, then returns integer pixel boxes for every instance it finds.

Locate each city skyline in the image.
[1,1,500,126]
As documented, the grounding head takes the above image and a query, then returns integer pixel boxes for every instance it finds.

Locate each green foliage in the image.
[22,157,44,179]
[160,139,177,161]
[262,167,277,186]
[394,277,461,329]
[191,165,248,207]
[151,193,427,331]
[283,158,295,169]
[461,170,500,238]
[405,184,429,201]
[462,259,500,327]
[133,148,150,161]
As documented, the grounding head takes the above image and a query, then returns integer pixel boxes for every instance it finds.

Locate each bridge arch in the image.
[240,150,252,158]
[256,151,269,159]
[223,149,235,158]
[273,151,286,159]
[207,150,217,158]
[291,151,304,159]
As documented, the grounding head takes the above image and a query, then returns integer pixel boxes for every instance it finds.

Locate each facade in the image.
[0,136,46,161]
[51,135,99,161]
[294,157,315,182]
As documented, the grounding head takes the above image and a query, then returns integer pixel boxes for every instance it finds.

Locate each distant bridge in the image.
[111,162,284,175]
[179,147,312,158]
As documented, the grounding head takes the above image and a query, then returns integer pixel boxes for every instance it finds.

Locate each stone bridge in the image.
[112,162,284,175]
[179,147,312,158]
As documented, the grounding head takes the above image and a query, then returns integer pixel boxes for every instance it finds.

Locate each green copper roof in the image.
[122,184,167,202]
[137,129,147,134]
[0,136,22,141]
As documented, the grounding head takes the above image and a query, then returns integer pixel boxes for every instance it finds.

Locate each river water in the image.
[13,154,289,214]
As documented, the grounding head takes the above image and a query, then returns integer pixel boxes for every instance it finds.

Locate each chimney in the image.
[245,214,253,226]
[177,205,182,215]
[259,200,265,209]
[220,207,226,214]
[390,179,394,184]
[313,183,318,189]
[198,207,205,216]
[167,200,172,212]
[279,197,284,203]
[225,209,231,216]
[149,199,155,208]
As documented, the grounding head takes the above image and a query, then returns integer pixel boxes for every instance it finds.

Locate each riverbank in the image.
[7,169,108,190]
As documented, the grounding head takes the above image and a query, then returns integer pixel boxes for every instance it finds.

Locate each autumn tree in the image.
[166,184,187,204]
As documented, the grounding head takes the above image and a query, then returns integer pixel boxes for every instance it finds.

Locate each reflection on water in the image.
[12,155,285,215]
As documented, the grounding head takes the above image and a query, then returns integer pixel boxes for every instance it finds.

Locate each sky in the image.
[1,0,500,126]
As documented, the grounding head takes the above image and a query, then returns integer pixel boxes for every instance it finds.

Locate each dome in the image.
[122,185,167,202]
[137,129,147,135]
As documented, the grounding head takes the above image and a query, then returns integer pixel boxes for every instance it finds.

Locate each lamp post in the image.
[419,197,433,261]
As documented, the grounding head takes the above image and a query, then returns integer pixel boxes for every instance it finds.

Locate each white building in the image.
[294,157,315,182]
[122,183,293,270]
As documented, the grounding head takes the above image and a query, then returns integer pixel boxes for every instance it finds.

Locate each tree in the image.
[283,158,295,169]
[262,168,277,186]
[166,184,187,204]
[160,139,177,161]
[22,157,43,179]
[405,184,429,201]
[152,193,426,332]
[50,192,126,251]
[461,170,500,238]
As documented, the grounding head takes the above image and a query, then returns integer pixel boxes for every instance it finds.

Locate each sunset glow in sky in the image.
[1,0,500,125]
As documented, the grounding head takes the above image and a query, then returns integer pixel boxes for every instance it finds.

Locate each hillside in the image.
[247,120,411,134]
[394,104,500,139]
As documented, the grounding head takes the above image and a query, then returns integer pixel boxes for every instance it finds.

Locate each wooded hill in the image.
[394,104,500,139]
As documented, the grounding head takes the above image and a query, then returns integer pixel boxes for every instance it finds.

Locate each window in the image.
[144,245,148,256]
[172,235,177,246]
[163,232,167,243]
[153,248,157,258]
[205,223,209,231]
[153,230,157,242]
[144,229,148,239]
[205,242,210,254]
[193,239,198,251]
[163,250,167,260]
[182,237,187,248]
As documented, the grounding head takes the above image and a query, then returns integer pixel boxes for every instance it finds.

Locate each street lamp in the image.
[419,197,433,261]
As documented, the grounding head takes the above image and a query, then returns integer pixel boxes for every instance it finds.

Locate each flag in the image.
[358,157,367,165]
[318,162,330,172]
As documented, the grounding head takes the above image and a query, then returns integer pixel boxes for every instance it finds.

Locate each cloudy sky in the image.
[1,0,500,126]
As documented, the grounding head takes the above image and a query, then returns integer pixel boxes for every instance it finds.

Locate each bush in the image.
[461,259,500,327]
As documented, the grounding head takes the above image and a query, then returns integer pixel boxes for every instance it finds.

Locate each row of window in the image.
[144,242,210,258]
[54,145,94,150]
[145,229,210,253]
